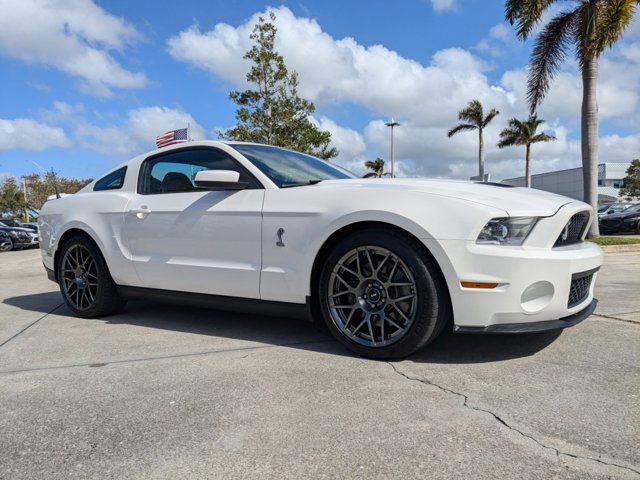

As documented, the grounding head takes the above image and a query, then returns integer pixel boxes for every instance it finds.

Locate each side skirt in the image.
[117,285,311,321]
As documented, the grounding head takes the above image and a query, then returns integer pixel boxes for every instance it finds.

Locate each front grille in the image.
[568,269,597,308]
[554,212,589,247]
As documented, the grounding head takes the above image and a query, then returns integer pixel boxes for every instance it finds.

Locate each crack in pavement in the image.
[0,303,63,350]
[0,338,335,375]
[592,313,640,325]
[387,362,640,477]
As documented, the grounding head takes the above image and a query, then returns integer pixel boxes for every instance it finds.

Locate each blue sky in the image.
[1,0,639,181]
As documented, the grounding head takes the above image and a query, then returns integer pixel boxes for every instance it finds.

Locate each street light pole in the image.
[385,118,400,178]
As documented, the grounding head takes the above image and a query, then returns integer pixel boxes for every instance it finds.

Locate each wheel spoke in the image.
[390,303,410,323]
[343,308,357,329]
[366,315,376,346]
[364,248,375,275]
[355,250,362,276]
[337,275,354,291]
[386,258,399,283]
[330,290,353,298]
[331,303,357,310]
[339,264,360,279]
[375,254,390,275]
[351,317,368,337]
[391,293,416,303]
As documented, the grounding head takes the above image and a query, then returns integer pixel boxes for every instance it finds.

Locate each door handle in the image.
[129,206,151,218]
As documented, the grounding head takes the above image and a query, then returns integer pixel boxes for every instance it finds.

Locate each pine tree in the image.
[223,12,337,160]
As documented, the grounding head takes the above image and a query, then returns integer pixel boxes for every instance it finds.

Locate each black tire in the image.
[57,235,126,318]
[0,237,12,252]
[318,228,450,359]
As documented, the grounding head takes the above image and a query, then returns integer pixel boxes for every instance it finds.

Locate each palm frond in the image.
[483,108,500,127]
[457,100,484,125]
[527,9,579,113]
[497,130,520,149]
[505,0,557,40]
[591,0,636,57]
[447,123,477,137]
[531,132,556,143]
[363,172,378,178]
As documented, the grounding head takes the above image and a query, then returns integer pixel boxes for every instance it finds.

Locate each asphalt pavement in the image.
[1,248,638,479]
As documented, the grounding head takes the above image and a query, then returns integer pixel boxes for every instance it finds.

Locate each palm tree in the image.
[505,0,639,236]
[363,157,388,178]
[447,100,499,180]
[498,115,556,188]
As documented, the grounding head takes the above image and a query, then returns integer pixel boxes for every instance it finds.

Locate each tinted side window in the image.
[139,148,260,194]
[94,167,127,191]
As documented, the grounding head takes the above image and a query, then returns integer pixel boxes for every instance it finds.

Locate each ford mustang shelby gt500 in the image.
[39,141,603,358]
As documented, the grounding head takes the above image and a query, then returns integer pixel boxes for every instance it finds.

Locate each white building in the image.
[502,162,630,203]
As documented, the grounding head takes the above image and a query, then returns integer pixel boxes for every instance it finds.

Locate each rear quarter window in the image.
[94,167,127,191]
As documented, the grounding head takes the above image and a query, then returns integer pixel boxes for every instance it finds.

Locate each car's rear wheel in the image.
[318,229,449,359]
[57,235,126,318]
[0,237,12,252]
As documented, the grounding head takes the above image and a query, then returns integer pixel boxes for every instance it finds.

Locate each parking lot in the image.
[1,248,638,479]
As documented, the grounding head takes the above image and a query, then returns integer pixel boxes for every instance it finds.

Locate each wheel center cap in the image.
[367,288,381,303]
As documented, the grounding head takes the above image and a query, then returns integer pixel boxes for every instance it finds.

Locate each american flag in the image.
[156,127,188,148]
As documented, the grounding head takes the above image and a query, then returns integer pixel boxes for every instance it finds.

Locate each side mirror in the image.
[194,170,248,190]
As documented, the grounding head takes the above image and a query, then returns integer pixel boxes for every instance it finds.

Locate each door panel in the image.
[124,190,264,298]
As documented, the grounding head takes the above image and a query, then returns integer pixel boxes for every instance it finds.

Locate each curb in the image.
[601,244,640,254]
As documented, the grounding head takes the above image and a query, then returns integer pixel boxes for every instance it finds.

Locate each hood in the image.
[317,178,577,217]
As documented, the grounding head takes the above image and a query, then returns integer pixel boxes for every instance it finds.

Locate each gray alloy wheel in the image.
[327,246,418,347]
[61,244,99,311]
[318,228,449,359]
[57,235,126,318]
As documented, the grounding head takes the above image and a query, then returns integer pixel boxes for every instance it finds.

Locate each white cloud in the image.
[429,0,458,13]
[77,106,205,156]
[314,117,368,173]
[0,118,70,151]
[0,0,147,97]
[168,7,496,127]
[167,6,640,180]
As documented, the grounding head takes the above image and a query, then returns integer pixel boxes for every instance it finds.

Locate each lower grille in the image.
[568,269,597,308]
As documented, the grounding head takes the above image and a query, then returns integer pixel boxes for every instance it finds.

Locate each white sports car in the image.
[39,141,603,358]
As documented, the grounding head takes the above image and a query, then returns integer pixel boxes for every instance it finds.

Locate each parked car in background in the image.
[0,226,33,250]
[38,141,602,359]
[599,204,640,234]
[0,231,12,252]
[597,202,634,218]
[0,218,39,233]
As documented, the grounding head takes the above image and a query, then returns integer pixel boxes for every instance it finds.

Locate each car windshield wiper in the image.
[280,180,323,188]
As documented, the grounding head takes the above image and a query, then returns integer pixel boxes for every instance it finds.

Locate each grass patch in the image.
[587,236,640,246]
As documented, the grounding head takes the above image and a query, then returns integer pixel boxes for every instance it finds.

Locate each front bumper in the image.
[454,298,597,333]
[428,236,603,331]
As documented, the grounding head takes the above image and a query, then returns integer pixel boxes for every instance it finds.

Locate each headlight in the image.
[476,217,538,246]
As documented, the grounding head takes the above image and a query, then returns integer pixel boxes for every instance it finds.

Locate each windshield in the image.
[625,204,640,213]
[231,144,355,187]
[598,205,609,212]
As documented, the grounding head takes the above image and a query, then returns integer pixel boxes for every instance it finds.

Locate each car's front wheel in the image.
[57,235,126,318]
[318,229,449,359]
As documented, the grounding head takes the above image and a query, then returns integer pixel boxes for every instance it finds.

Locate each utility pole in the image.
[385,118,400,178]
[22,177,29,222]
